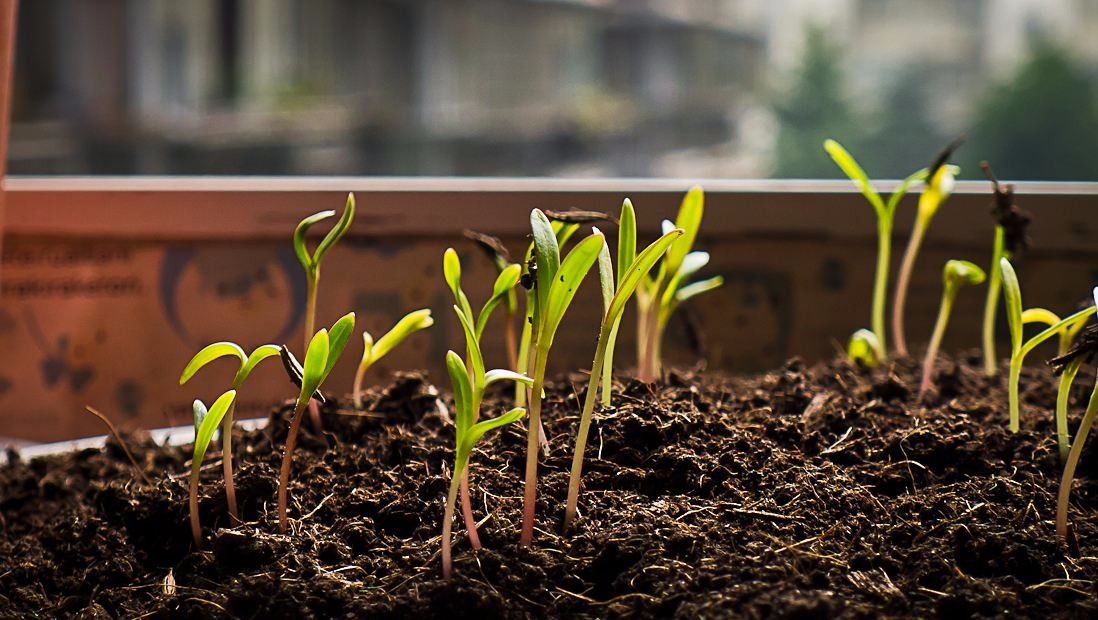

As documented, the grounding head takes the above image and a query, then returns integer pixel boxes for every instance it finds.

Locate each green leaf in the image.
[466,407,525,447]
[235,345,281,386]
[1000,257,1024,352]
[361,331,374,365]
[617,199,637,288]
[823,139,886,215]
[608,228,684,323]
[313,193,356,265]
[192,390,237,472]
[554,221,580,247]
[293,210,336,269]
[530,209,561,316]
[192,399,208,430]
[179,342,246,385]
[1020,306,1095,358]
[1021,308,1061,327]
[300,329,330,407]
[663,187,704,279]
[322,312,356,380]
[944,260,985,289]
[675,275,724,304]
[595,229,614,317]
[443,248,474,322]
[452,305,484,385]
[445,350,472,434]
[542,232,605,343]
[883,168,929,215]
[484,368,534,387]
[476,264,522,337]
[371,309,433,362]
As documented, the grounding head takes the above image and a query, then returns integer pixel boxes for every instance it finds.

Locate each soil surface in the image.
[2,353,1097,618]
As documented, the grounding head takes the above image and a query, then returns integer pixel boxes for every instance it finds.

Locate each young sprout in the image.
[980,162,1032,376]
[180,342,280,522]
[276,312,355,533]
[847,329,883,367]
[520,212,605,545]
[1049,319,1096,462]
[892,137,964,357]
[189,390,237,549]
[635,187,723,382]
[441,350,528,578]
[464,229,521,369]
[825,139,928,359]
[352,309,434,408]
[1001,258,1095,433]
[563,223,684,530]
[443,248,523,548]
[917,260,985,401]
[1055,289,1098,543]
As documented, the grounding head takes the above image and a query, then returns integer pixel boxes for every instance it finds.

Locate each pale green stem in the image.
[601,314,622,407]
[221,400,239,523]
[918,292,954,402]
[892,219,927,357]
[520,346,549,546]
[441,464,463,579]
[515,305,533,406]
[352,359,370,409]
[636,302,650,380]
[1057,377,1098,542]
[1008,307,1095,433]
[872,217,891,353]
[1056,358,1083,463]
[639,296,663,382]
[1008,356,1023,433]
[982,228,1006,376]
[564,325,610,530]
[504,307,518,372]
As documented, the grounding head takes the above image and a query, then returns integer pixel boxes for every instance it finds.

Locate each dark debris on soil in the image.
[2,354,1098,618]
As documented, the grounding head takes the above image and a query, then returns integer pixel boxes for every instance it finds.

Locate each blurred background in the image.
[8,0,1098,180]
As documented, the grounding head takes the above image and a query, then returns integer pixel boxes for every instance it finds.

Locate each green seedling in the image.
[352,309,434,408]
[825,139,927,359]
[276,312,355,533]
[180,342,280,522]
[917,260,985,401]
[189,390,237,549]
[520,212,605,545]
[892,137,964,357]
[464,229,521,369]
[294,193,355,350]
[440,337,531,577]
[980,162,1031,376]
[1001,258,1094,433]
[847,329,883,367]
[443,248,523,548]
[1037,309,1091,461]
[563,223,684,530]
[1055,289,1098,543]
[635,187,723,382]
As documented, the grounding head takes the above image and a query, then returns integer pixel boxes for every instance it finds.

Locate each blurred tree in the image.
[772,27,863,178]
[866,65,947,178]
[966,43,1098,181]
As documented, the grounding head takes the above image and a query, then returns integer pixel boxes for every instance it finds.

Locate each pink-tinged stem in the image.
[277,401,307,533]
[892,222,926,357]
[222,401,239,523]
[520,369,546,546]
[189,472,203,549]
[918,295,952,402]
[307,398,324,433]
[459,469,481,549]
[441,471,461,578]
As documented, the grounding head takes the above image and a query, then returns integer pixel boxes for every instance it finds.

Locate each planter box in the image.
[3,177,1097,442]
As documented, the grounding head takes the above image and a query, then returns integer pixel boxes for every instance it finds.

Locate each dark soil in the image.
[2,353,1098,618]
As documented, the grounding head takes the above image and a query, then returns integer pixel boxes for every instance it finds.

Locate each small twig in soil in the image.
[84,406,153,486]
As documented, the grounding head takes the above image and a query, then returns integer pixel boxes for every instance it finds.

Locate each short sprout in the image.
[917,260,984,401]
[352,309,434,408]
[188,390,237,549]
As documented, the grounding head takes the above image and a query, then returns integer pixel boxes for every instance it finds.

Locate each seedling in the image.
[635,187,723,382]
[847,329,882,367]
[276,312,355,533]
[892,137,964,357]
[443,248,523,546]
[917,260,985,401]
[825,139,927,359]
[440,294,532,577]
[189,390,237,549]
[1000,258,1094,433]
[464,229,521,369]
[980,162,1031,376]
[1055,289,1098,543]
[563,222,684,530]
[520,212,605,545]
[180,342,280,522]
[1049,318,1095,462]
[352,309,434,408]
